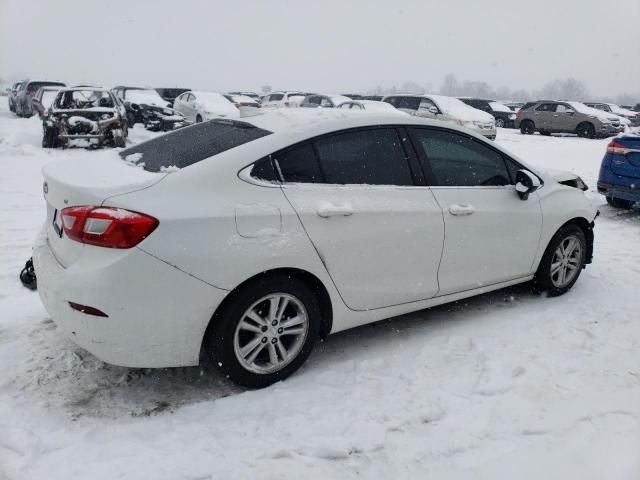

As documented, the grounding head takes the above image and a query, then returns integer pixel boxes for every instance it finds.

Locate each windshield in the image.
[54,89,114,109]
[125,89,165,104]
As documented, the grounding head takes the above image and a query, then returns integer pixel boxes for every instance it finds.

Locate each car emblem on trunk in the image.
[43,182,48,194]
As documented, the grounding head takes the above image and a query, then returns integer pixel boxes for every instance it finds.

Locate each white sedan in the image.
[173,91,240,123]
[33,111,597,388]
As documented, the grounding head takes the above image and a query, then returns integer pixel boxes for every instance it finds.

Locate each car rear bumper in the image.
[597,181,640,202]
[32,226,227,368]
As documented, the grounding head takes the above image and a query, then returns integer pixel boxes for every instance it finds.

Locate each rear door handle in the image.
[316,203,354,218]
[449,204,475,216]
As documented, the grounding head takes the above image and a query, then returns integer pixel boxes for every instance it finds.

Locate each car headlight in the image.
[599,118,611,124]
[100,113,112,120]
[163,108,172,115]
[509,114,516,120]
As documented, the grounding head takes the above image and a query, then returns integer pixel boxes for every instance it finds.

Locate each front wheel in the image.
[42,126,59,148]
[535,224,587,296]
[196,114,203,123]
[495,118,505,128]
[206,275,320,388]
[576,122,595,139]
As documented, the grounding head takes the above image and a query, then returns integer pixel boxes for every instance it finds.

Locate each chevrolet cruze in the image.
[34,110,597,387]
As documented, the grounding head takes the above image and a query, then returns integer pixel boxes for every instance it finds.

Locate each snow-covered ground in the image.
[1,104,639,479]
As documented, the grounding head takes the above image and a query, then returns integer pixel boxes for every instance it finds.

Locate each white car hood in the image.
[544,168,581,183]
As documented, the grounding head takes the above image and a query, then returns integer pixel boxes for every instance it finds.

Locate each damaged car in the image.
[112,86,186,131]
[42,87,128,148]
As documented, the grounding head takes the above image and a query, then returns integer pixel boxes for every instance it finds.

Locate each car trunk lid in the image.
[42,150,165,267]
[610,135,640,179]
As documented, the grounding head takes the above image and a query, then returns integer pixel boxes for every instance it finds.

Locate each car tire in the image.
[127,113,136,127]
[520,120,535,134]
[206,274,321,388]
[112,129,126,148]
[42,126,59,148]
[196,114,203,123]
[534,224,587,297]
[576,122,595,139]
[495,118,505,128]
[606,196,633,209]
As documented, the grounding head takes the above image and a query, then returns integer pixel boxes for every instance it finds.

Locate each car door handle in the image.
[316,203,354,218]
[449,204,475,216]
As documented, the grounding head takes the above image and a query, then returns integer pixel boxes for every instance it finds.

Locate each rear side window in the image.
[315,129,412,185]
[120,120,272,172]
[269,93,284,101]
[27,81,65,93]
[535,103,556,112]
[410,128,512,187]
[520,102,537,111]
[274,143,323,183]
[275,128,413,186]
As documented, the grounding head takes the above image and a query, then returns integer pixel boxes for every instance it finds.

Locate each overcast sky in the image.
[1,0,638,97]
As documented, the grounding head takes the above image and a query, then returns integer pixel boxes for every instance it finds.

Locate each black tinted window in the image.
[274,143,323,183]
[120,120,272,172]
[270,93,284,101]
[315,129,413,185]
[410,128,511,187]
[250,157,278,182]
[396,97,420,110]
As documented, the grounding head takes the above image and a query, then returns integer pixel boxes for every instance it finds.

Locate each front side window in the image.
[418,98,438,113]
[555,104,574,113]
[410,128,512,187]
[269,93,284,101]
[275,128,414,186]
[397,97,421,110]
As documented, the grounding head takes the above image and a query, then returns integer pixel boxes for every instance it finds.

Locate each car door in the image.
[533,103,555,130]
[408,127,542,295]
[552,103,577,132]
[173,93,187,118]
[276,127,445,311]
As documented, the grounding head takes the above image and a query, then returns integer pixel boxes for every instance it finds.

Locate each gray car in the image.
[515,100,623,138]
[15,79,66,117]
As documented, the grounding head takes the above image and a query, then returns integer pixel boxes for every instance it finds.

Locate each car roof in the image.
[58,86,111,93]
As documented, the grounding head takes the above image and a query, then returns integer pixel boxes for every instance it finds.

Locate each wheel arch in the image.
[547,217,594,265]
[200,267,334,358]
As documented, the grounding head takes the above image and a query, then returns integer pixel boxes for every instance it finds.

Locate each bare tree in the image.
[440,74,458,96]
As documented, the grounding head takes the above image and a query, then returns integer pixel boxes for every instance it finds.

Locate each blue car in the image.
[598,133,640,208]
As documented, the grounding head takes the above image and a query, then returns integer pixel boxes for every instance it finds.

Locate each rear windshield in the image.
[119,119,272,172]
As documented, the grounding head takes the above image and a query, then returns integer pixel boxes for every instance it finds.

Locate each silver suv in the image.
[515,101,622,138]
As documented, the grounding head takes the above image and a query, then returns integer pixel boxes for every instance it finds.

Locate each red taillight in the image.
[68,302,108,317]
[60,206,159,249]
[516,110,523,118]
[27,91,35,97]
[235,102,241,108]
[284,101,290,107]
[606,140,631,156]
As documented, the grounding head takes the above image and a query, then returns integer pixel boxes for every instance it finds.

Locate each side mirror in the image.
[428,106,439,114]
[515,169,541,200]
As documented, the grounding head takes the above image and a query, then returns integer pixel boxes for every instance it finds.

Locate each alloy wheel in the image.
[233,293,309,375]
[550,235,583,288]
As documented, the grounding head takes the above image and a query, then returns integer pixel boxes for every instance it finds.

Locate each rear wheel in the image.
[206,275,320,388]
[196,114,203,123]
[606,196,633,209]
[520,120,535,134]
[576,122,595,139]
[534,224,587,296]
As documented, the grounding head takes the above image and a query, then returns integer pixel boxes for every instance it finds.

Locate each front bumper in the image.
[32,227,227,368]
